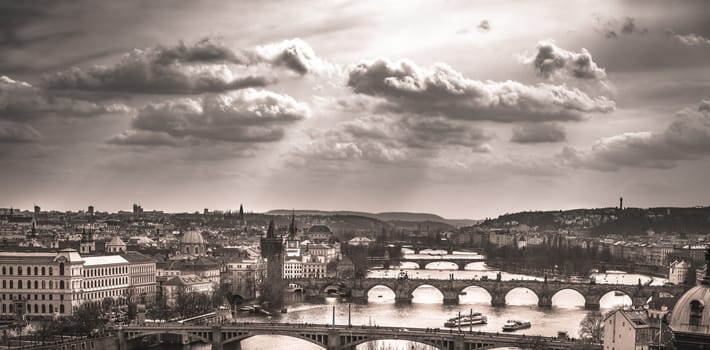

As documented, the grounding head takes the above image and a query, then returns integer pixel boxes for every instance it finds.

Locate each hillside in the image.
[266,209,478,227]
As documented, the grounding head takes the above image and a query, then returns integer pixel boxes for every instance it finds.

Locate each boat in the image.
[444,313,487,328]
[502,320,531,331]
[459,291,467,296]
[614,291,625,296]
[238,305,255,312]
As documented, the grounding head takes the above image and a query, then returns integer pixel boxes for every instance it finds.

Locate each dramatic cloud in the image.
[346,58,615,123]
[560,100,710,171]
[0,75,129,122]
[511,123,566,143]
[527,42,608,82]
[666,30,710,47]
[43,38,332,94]
[293,114,491,167]
[478,20,491,32]
[110,89,310,146]
[0,121,41,143]
[250,39,337,75]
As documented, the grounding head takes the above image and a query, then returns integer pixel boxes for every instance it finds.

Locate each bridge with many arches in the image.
[116,322,596,350]
[287,277,686,309]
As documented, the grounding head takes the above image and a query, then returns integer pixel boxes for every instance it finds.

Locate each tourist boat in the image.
[444,313,487,327]
[502,320,531,331]
[238,305,255,312]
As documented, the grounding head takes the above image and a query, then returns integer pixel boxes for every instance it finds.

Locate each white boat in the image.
[444,313,487,327]
[502,320,531,331]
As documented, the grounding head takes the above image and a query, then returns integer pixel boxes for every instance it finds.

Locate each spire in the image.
[289,209,297,238]
[266,219,275,238]
[238,204,244,220]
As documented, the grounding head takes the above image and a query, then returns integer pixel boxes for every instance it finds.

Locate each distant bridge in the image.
[287,277,687,309]
[116,322,596,350]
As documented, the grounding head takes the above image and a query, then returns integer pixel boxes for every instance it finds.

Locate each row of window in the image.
[84,266,128,277]
[2,293,62,301]
[1,265,61,276]
[2,280,66,290]
[1,303,65,314]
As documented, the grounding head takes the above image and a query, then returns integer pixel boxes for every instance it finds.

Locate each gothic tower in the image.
[260,219,284,308]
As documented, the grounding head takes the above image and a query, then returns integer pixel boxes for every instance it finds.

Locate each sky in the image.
[1,0,710,219]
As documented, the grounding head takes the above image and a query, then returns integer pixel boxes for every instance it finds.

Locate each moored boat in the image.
[444,313,487,327]
[502,320,531,331]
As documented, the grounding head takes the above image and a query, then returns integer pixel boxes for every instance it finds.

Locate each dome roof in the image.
[668,283,710,335]
[670,248,710,336]
[180,231,205,245]
[308,225,332,233]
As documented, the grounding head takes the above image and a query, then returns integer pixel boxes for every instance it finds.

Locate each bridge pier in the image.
[351,288,367,303]
[584,295,600,310]
[538,294,552,308]
[443,290,460,305]
[491,293,506,307]
[212,326,223,350]
[457,262,467,271]
[118,328,128,350]
[327,329,340,350]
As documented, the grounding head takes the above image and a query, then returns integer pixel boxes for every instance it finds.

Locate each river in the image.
[159,250,666,350]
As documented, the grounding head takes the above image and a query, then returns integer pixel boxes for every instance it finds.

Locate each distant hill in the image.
[265,209,478,227]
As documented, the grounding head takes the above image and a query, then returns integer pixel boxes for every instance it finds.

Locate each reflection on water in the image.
[159,254,661,350]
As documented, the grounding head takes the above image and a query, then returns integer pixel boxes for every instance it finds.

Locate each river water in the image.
[160,250,667,350]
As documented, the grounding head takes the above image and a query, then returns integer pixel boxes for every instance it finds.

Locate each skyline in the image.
[2,0,710,219]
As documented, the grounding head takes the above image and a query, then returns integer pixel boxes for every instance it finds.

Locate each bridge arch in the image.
[347,336,443,350]
[423,261,459,270]
[550,288,586,307]
[598,289,633,308]
[410,283,445,303]
[222,331,330,349]
[126,330,210,344]
[456,284,494,301]
[504,287,540,305]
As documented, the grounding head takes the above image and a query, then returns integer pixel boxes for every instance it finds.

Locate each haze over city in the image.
[2,0,710,218]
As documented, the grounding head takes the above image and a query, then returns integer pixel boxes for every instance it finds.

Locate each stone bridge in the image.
[116,322,595,350]
[287,277,688,309]
[398,255,487,270]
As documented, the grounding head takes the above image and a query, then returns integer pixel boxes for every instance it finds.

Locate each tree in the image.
[579,311,605,343]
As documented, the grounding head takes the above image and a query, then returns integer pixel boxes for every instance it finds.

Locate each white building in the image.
[668,260,689,285]
[603,309,658,350]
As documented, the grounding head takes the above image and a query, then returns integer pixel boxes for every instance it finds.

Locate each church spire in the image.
[266,219,275,238]
[289,209,297,238]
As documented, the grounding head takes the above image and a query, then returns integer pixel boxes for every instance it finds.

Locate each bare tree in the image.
[579,311,605,343]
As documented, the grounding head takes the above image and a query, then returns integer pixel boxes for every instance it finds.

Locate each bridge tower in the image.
[261,219,284,308]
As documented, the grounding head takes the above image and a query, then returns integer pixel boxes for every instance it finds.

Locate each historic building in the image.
[106,236,127,254]
[669,248,710,349]
[179,230,206,257]
[307,225,333,242]
[603,309,659,350]
[0,248,157,320]
[162,274,213,307]
[222,254,265,301]
[669,260,690,285]
[260,219,284,307]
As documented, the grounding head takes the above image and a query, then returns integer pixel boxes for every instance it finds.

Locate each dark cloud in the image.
[596,16,647,39]
[560,99,710,171]
[43,38,333,94]
[346,58,615,123]
[0,75,130,122]
[511,123,566,143]
[528,41,608,82]
[0,121,41,143]
[110,89,309,146]
[477,20,491,32]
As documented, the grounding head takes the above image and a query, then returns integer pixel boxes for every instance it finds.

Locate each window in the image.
[17,267,22,276]
[34,281,38,289]
[8,267,12,275]
[41,267,45,276]
[690,300,704,327]
[59,281,64,290]
[17,281,22,289]
[34,267,38,276]
[59,263,64,276]
[49,267,53,276]
[1,267,4,275]
[49,304,53,313]
[60,304,64,313]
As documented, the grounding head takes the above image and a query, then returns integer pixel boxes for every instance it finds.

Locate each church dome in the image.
[669,247,710,339]
[180,231,205,245]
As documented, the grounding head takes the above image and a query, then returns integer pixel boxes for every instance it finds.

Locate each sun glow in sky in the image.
[1,0,709,218]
